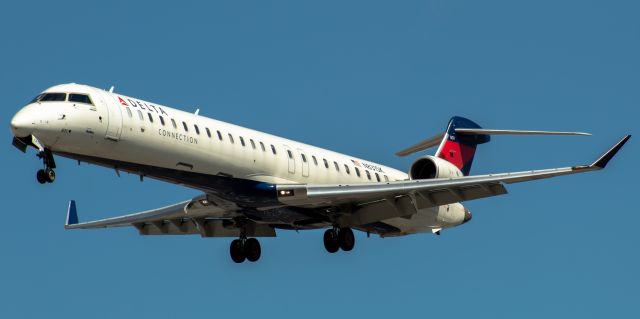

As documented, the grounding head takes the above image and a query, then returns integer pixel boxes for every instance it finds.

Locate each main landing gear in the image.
[323,227,355,253]
[36,149,56,184]
[229,237,262,263]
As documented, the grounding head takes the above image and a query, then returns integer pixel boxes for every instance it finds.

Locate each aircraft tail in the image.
[396,116,591,176]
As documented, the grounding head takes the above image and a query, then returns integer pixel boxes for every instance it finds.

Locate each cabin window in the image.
[312,156,318,166]
[344,164,350,174]
[250,139,256,149]
[137,110,144,121]
[182,121,188,132]
[147,113,154,123]
[159,115,165,126]
[375,173,381,182]
[355,167,361,177]
[287,150,293,159]
[228,134,235,144]
[126,107,132,118]
[384,175,389,182]
[333,161,340,172]
[323,159,329,168]
[69,93,93,105]
[240,136,246,147]
[301,154,307,162]
[194,124,200,135]
[171,119,177,129]
[205,127,211,138]
[217,130,223,140]
[366,170,371,180]
[271,145,277,155]
[260,142,266,152]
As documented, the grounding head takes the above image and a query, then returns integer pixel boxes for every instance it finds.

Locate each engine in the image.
[409,155,463,180]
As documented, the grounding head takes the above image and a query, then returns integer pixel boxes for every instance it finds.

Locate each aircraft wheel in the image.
[45,168,56,183]
[338,227,355,251]
[245,238,261,262]
[36,169,47,184]
[323,229,339,253]
[230,239,245,263]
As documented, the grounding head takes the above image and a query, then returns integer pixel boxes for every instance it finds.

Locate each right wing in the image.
[65,194,276,237]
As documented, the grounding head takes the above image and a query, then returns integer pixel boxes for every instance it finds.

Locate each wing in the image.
[65,194,276,237]
[276,135,630,225]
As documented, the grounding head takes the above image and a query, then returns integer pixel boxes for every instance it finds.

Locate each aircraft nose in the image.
[10,108,35,137]
[463,208,472,224]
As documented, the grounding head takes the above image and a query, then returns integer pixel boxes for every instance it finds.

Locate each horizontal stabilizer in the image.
[455,128,591,136]
[395,133,445,157]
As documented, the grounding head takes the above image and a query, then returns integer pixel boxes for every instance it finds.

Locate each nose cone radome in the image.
[10,108,35,137]
[462,209,472,224]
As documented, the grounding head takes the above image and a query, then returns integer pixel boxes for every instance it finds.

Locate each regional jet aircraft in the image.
[10,83,630,263]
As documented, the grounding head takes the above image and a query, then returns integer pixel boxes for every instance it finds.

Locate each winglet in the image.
[591,135,631,169]
[65,200,79,228]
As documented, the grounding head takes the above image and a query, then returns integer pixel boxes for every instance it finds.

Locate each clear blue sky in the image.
[1,1,638,318]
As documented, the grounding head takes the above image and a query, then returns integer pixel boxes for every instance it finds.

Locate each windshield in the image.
[33,93,67,102]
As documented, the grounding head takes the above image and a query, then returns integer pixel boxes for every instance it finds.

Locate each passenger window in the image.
[171,119,177,129]
[240,136,246,147]
[366,170,371,180]
[182,122,188,132]
[126,107,132,118]
[250,139,256,149]
[301,154,307,162]
[69,93,93,105]
[323,159,329,168]
[260,142,266,152]
[217,130,223,141]
[194,124,200,135]
[287,150,293,159]
[206,127,211,138]
[344,164,350,174]
[271,145,277,155]
[355,167,361,177]
[137,110,144,121]
[159,115,165,126]
[147,113,154,123]
[228,134,234,144]
[39,93,67,102]
[384,175,389,182]
[312,156,318,166]
[334,162,340,172]
[375,173,381,182]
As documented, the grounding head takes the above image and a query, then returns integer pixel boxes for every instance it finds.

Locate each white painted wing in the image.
[279,135,630,208]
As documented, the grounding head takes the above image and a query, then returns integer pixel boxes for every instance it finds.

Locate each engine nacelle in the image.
[409,155,463,180]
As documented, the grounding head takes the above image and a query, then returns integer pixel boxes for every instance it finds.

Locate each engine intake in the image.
[409,156,462,180]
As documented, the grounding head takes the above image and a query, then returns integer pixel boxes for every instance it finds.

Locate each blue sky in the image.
[1,1,638,318]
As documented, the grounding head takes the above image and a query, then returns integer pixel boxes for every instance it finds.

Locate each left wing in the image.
[277,135,630,210]
[65,194,276,237]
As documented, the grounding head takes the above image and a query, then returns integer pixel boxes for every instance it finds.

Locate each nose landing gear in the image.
[35,149,56,184]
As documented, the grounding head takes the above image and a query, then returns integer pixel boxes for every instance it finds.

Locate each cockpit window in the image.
[37,93,67,102]
[69,93,93,105]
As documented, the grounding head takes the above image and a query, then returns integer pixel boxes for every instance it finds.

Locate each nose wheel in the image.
[35,149,56,184]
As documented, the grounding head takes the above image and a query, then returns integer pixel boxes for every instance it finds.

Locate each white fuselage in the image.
[11,83,469,234]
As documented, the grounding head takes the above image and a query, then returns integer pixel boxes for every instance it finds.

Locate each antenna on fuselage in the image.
[108,86,114,93]
[194,108,200,115]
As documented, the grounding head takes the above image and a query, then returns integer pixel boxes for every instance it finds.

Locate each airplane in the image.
[10,83,630,263]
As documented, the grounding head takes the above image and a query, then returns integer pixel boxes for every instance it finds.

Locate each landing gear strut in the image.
[323,227,355,253]
[36,149,56,184]
[229,237,261,263]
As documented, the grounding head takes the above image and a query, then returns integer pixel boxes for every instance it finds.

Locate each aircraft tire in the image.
[36,169,47,184]
[323,229,340,253]
[230,239,245,263]
[245,238,261,262]
[338,228,355,251]
[45,168,55,183]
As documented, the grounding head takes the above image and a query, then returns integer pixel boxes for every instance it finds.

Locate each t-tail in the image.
[395,116,591,176]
